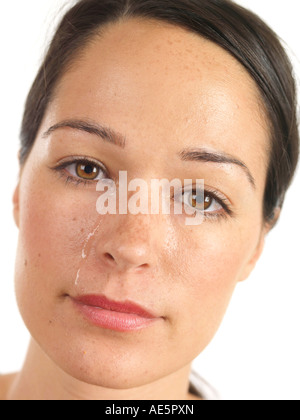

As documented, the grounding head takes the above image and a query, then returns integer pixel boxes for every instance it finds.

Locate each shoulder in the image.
[189,370,220,401]
[0,373,17,400]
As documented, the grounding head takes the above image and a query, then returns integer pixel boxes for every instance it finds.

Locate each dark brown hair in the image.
[20,0,299,228]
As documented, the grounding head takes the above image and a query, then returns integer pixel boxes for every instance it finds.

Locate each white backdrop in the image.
[0,0,299,400]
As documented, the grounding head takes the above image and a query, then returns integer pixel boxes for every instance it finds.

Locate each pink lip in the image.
[71,294,160,332]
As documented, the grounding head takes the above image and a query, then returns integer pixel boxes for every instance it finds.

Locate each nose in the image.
[96,214,156,273]
[103,246,149,272]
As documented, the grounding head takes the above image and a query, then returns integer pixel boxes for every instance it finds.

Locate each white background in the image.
[0,0,299,400]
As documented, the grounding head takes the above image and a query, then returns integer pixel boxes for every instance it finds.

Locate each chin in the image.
[33,328,168,390]
[53,348,162,390]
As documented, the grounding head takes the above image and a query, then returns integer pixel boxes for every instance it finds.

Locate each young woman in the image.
[1,0,299,400]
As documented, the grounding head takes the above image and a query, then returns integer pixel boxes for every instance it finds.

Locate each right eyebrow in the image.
[42,119,127,149]
[178,147,256,190]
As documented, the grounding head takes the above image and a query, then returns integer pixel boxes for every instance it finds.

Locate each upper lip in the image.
[72,294,158,319]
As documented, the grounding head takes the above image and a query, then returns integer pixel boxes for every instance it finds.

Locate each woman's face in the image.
[13,19,269,389]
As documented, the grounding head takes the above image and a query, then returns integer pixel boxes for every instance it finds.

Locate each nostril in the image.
[104,253,115,262]
[101,248,150,271]
[139,263,149,270]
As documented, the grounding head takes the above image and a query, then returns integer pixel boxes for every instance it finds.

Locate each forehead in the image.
[51,18,269,182]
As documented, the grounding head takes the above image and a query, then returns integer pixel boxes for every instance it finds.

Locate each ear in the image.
[265,207,281,233]
[238,229,266,283]
[13,182,20,229]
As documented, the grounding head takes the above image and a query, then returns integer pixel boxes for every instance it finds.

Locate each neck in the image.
[7,339,194,400]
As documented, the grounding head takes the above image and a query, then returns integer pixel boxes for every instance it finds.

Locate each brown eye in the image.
[189,192,213,211]
[76,163,100,180]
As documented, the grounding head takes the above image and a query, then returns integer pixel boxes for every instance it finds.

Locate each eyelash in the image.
[50,156,109,186]
[194,189,233,221]
[50,157,234,221]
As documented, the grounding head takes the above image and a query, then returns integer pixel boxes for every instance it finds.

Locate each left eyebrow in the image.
[178,147,256,190]
[42,119,126,149]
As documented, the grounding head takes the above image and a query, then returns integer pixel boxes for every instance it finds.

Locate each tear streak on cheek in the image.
[74,220,103,287]
[75,268,81,286]
[81,224,102,260]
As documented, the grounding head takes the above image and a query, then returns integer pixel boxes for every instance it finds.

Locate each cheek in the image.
[165,223,258,353]
[15,165,102,303]
[171,223,250,291]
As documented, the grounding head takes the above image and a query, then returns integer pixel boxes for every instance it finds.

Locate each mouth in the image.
[70,294,162,332]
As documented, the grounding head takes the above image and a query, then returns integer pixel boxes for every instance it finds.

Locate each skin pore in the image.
[2,18,271,400]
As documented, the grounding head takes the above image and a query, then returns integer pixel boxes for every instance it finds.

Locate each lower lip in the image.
[72,300,158,332]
